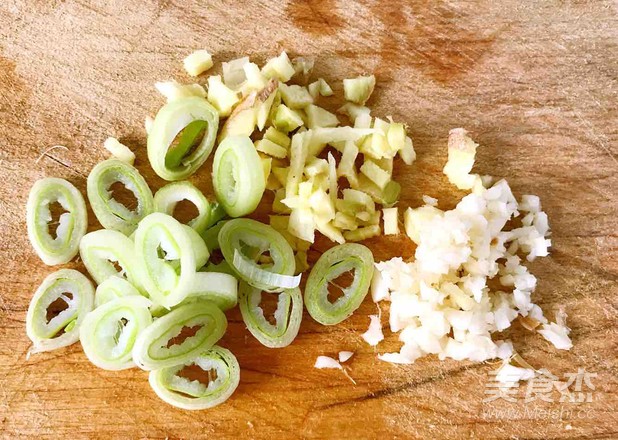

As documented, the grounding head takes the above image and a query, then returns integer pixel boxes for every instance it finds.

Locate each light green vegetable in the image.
[148,345,239,410]
[207,202,227,229]
[80,296,152,370]
[26,269,94,353]
[26,177,87,265]
[147,96,219,181]
[80,229,142,288]
[212,136,265,218]
[134,213,198,308]
[87,159,154,235]
[187,272,238,311]
[94,276,141,308]
[304,243,374,325]
[239,283,302,348]
[132,300,227,370]
[154,181,211,235]
[219,219,297,292]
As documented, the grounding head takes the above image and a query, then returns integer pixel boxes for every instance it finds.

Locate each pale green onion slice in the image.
[219,219,296,292]
[94,276,141,308]
[132,300,227,370]
[154,181,211,234]
[80,229,142,288]
[134,213,198,308]
[239,283,302,348]
[212,136,265,217]
[80,296,152,370]
[233,249,300,289]
[26,269,94,353]
[187,272,238,311]
[147,96,219,181]
[182,224,209,269]
[87,159,154,235]
[304,243,374,325]
[27,177,87,265]
[206,202,227,229]
[148,345,239,410]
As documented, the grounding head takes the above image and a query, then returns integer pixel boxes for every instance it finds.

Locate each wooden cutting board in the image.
[0,1,616,438]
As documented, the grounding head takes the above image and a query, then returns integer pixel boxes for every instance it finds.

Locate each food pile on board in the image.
[25,50,571,410]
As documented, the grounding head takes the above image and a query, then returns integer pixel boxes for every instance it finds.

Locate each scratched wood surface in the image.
[0,1,616,439]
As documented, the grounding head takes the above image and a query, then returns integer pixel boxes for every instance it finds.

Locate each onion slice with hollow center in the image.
[218,218,296,292]
[80,229,142,288]
[239,283,302,348]
[27,177,87,265]
[80,296,152,370]
[26,269,94,353]
[148,345,239,410]
[87,159,154,235]
[134,213,198,308]
[147,96,219,181]
[154,181,211,235]
[132,300,227,370]
[304,243,374,325]
[212,136,265,217]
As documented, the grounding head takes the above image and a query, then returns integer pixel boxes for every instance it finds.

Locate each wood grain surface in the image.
[0,1,616,439]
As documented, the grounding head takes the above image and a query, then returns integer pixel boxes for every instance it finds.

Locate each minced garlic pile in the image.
[367,129,572,375]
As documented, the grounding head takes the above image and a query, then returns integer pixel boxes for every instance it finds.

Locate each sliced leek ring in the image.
[87,159,154,235]
[154,181,211,235]
[304,243,374,325]
[148,345,239,410]
[134,213,198,308]
[26,269,94,353]
[219,219,296,292]
[147,96,219,181]
[212,136,265,217]
[187,272,238,311]
[132,300,227,370]
[79,229,142,288]
[27,177,87,265]
[94,276,141,308]
[80,296,152,370]
[239,283,302,348]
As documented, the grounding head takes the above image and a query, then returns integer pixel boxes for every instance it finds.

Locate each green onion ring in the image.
[212,136,265,217]
[148,345,239,410]
[147,97,219,181]
[239,283,302,348]
[79,229,142,288]
[187,272,238,311]
[182,224,210,269]
[304,243,374,325]
[134,213,198,308]
[26,269,94,353]
[94,276,141,308]
[80,296,152,370]
[87,159,154,235]
[219,219,296,292]
[154,181,211,235]
[132,300,227,370]
[26,177,87,265]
